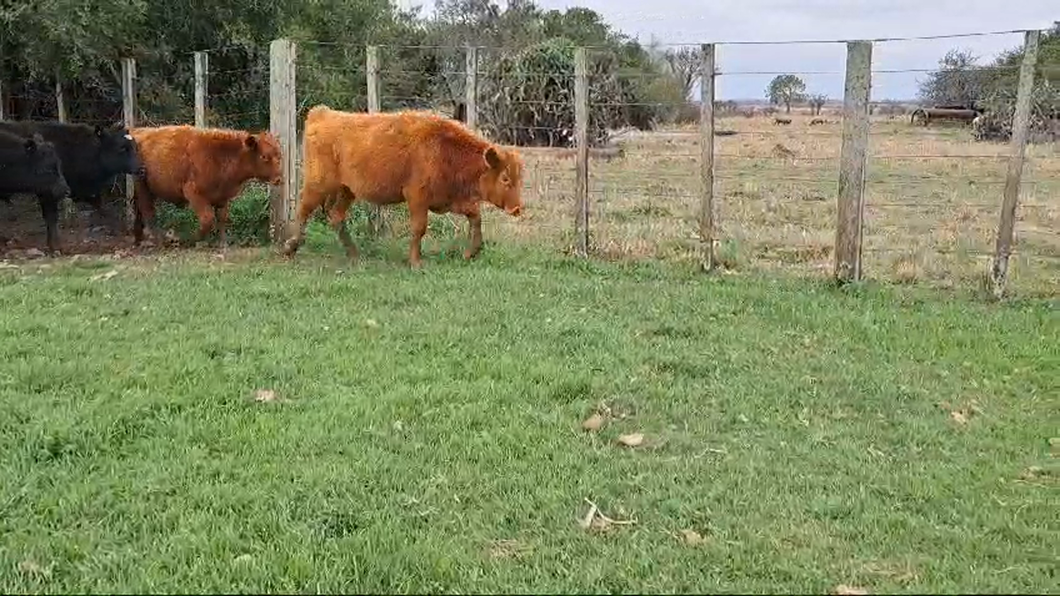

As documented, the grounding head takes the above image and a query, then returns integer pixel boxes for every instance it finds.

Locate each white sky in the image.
[394,0,1056,100]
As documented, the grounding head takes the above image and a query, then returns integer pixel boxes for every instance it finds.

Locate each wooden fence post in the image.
[121,58,137,228]
[194,51,208,128]
[269,38,297,245]
[465,45,478,131]
[990,29,1040,298]
[366,45,384,236]
[699,44,716,272]
[573,46,590,258]
[54,70,67,122]
[834,40,873,283]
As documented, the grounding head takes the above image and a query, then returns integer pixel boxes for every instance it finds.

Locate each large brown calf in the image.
[283,106,524,268]
[130,125,282,248]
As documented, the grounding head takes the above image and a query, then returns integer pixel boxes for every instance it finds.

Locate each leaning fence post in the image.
[834,40,873,283]
[573,46,590,258]
[465,45,478,131]
[121,57,137,228]
[699,44,716,272]
[990,29,1040,299]
[366,45,385,236]
[269,38,297,245]
[194,51,209,128]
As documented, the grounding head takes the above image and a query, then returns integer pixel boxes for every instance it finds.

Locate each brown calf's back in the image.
[301,106,522,213]
[131,125,281,205]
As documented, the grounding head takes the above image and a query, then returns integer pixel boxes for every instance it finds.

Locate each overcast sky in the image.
[396,0,1056,100]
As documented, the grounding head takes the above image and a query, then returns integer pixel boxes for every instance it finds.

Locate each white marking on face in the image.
[124,134,133,140]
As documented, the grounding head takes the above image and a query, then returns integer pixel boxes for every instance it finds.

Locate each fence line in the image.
[0,29,1054,296]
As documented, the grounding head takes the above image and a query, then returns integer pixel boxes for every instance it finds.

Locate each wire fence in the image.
[2,28,1056,295]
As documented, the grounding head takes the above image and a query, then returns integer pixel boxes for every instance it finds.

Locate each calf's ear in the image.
[483,146,504,170]
[244,134,258,150]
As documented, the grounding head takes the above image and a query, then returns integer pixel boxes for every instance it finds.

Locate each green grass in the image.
[0,240,1056,593]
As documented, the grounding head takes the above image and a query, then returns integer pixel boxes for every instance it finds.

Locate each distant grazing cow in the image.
[808,118,826,126]
[0,121,141,232]
[773,117,792,125]
[283,106,524,268]
[130,125,282,248]
[0,131,70,251]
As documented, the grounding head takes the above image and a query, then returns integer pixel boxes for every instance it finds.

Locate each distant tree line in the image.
[0,0,706,147]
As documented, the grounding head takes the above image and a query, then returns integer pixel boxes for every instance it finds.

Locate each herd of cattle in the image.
[0,106,525,267]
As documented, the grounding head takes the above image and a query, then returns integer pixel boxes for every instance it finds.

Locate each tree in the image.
[428,1,681,144]
[916,49,984,108]
[765,75,806,113]
[661,47,698,100]
[807,93,827,115]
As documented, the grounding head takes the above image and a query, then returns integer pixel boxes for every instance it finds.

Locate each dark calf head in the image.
[25,134,71,199]
[95,124,144,176]
[242,132,283,186]
[478,145,524,217]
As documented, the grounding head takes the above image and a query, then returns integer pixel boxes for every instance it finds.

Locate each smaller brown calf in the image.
[130,125,282,248]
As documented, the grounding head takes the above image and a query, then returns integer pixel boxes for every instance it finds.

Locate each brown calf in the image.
[130,125,282,248]
[283,106,524,268]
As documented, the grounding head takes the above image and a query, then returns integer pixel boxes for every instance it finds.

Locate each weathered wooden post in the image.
[990,30,1040,298]
[834,40,873,283]
[121,58,137,227]
[194,51,209,128]
[699,44,716,272]
[269,38,297,244]
[573,46,590,258]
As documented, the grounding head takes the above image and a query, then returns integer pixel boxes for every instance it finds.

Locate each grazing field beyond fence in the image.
[0,246,1056,593]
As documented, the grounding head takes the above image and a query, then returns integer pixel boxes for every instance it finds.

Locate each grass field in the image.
[498,113,1060,296]
[0,237,1056,593]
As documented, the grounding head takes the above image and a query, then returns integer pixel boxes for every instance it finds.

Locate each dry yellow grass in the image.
[488,112,1059,294]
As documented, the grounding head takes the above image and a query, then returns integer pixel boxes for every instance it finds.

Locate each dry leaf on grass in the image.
[678,529,705,546]
[364,318,380,328]
[89,269,118,282]
[617,433,644,447]
[834,585,869,595]
[582,413,606,432]
[1018,466,1048,481]
[254,389,279,403]
[578,498,636,532]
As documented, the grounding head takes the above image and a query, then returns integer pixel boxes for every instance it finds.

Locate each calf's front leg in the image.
[407,205,429,269]
[38,196,62,255]
[452,202,483,260]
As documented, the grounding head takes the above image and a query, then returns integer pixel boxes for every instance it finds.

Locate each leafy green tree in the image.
[765,74,806,113]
